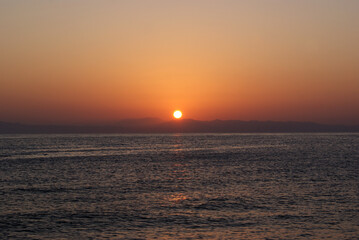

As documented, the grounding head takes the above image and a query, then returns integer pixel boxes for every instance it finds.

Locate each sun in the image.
[173,110,182,119]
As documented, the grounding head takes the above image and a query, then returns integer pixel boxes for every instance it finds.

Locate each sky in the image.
[0,0,358,125]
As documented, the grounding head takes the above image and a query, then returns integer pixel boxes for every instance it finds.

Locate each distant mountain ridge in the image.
[0,119,358,133]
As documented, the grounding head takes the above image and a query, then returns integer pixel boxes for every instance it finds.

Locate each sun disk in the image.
[173,110,182,119]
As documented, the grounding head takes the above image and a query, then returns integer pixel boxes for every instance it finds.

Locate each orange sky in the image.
[1,1,358,125]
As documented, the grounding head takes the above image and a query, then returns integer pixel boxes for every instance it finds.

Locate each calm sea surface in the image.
[1,134,358,239]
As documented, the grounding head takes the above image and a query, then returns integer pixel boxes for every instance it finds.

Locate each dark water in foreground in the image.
[1,134,358,239]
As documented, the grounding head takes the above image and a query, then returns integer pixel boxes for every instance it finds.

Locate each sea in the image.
[1,133,358,239]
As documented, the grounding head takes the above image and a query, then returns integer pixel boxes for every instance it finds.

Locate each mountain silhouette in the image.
[0,119,358,134]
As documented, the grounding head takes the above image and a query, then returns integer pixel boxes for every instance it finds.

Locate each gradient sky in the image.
[1,0,358,124]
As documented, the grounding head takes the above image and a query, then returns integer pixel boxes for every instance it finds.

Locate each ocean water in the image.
[1,133,358,239]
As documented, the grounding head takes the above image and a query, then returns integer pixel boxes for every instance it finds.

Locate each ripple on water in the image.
[1,133,358,239]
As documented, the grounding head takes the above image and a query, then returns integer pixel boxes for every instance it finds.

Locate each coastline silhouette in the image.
[1,119,358,134]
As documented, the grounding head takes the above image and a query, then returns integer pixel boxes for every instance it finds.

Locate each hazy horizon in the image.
[2,117,359,127]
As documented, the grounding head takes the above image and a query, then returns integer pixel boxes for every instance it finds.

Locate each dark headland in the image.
[1,119,358,134]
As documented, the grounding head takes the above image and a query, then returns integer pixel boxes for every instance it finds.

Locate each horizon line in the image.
[1,118,358,127]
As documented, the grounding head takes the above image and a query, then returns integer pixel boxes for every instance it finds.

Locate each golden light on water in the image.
[173,110,182,119]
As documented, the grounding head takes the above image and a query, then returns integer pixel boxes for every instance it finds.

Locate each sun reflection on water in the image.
[168,193,188,203]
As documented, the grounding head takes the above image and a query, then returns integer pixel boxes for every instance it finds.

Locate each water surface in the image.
[1,134,358,239]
